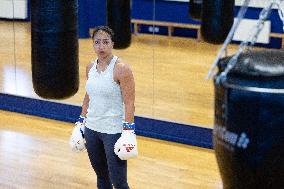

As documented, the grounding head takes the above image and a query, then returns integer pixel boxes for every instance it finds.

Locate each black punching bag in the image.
[107,0,131,49]
[189,0,202,21]
[214,50,284,189]
[31,0,79,99]
[201,0,235,44]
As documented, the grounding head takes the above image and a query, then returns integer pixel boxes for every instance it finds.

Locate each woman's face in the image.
[93,30,114,59]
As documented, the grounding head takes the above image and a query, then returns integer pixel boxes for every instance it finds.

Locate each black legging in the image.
[85,127,130,189]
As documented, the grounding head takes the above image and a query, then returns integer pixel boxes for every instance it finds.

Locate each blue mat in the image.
[0,93,213,149]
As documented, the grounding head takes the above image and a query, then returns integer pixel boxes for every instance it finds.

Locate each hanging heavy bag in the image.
[31,0,79,99]
[214,50,284,189]
[189,0,203,21]
[107,0,131,49]
[201,0,235,44]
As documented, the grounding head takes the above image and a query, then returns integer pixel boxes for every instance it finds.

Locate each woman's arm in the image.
[80,63,93,117]
[81,93,89,117]
[115,60,135,123]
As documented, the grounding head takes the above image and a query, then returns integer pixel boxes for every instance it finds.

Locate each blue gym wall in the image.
[79,0,283,48]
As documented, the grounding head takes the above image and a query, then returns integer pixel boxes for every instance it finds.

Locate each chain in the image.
[206,0,284,82]
[215,1,275,84]
[205,0,251,80]
[206,0,284,84]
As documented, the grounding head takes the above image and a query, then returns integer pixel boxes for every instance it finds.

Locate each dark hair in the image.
[91,26,114,41]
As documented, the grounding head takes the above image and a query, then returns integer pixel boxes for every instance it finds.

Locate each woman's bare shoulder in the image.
[86,62,94,72]
[115,58,132,74]
[114,58,133,81]
[86,60,96,77]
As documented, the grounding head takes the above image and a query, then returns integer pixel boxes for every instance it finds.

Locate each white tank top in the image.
[85,56,124,134]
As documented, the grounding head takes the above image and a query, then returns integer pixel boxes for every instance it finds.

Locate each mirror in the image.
[1,0,246,132]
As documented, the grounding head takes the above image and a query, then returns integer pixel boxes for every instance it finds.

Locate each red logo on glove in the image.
[123,144,135,152]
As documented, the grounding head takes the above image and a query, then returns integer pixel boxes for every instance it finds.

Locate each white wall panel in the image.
[233,18,271,44]
[165,0,278,9]
[0,0,28,19]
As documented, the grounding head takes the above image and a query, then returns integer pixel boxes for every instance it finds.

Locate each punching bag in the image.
[201,0,235,44]
[31,0,79,99]
[107,0,131,49]
[214,50,284,189]
[189,0,202,21]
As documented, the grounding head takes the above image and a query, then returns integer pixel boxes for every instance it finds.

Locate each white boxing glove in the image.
[69,116,86,152]
[114,122,138,160]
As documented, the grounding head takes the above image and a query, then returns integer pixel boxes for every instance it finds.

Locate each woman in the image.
[78,26,136,189]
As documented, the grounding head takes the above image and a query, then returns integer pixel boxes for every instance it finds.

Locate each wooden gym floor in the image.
[0,110,222,189]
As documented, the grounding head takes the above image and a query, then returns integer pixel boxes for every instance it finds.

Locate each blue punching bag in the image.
[214,50,284,189]
[107,0,131,49]
[201,0,235,44]
[31,0,79,99]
